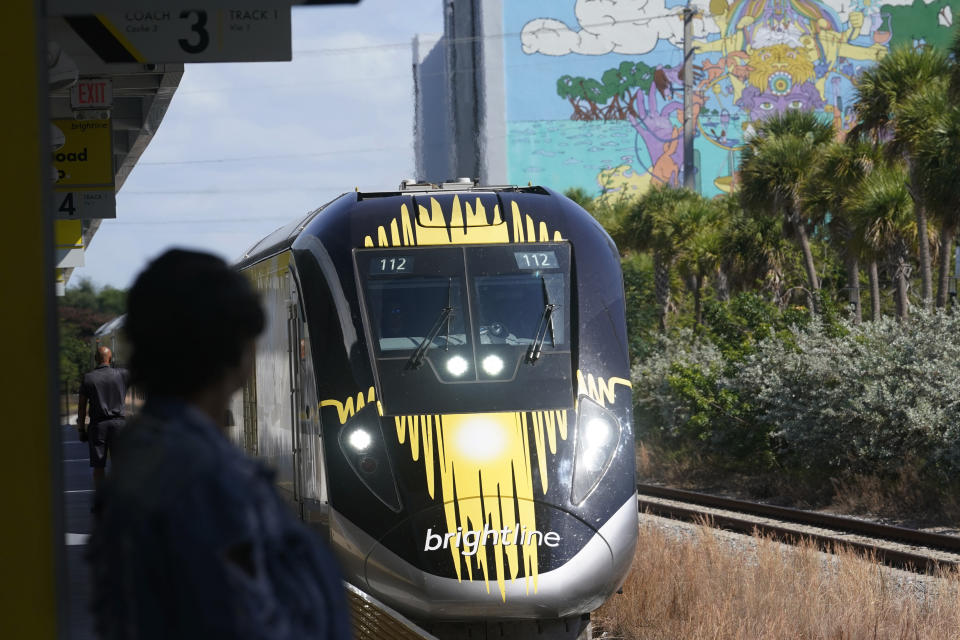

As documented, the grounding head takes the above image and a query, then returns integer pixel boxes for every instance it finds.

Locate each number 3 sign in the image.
[65,9,291,63]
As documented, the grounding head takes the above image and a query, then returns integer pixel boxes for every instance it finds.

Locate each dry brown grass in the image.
[830,469,960,525]
[595,519,960,639]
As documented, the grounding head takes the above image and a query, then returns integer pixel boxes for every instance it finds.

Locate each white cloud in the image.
[521,0,719,56]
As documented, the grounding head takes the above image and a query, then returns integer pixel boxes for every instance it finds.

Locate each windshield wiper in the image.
[407,278,454,369]
[526,277,556,365]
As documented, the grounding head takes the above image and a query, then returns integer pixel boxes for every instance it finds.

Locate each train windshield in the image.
[366,277,467,351]
[474,273,566,346]
[355,243,574,414]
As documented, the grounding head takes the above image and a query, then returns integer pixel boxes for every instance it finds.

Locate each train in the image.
[232,179,638,639]
[100,179,639,639]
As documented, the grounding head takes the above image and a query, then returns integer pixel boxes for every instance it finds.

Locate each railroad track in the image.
[637,483,960,574]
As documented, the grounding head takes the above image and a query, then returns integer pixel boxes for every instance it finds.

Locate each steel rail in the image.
[637,483,960,574]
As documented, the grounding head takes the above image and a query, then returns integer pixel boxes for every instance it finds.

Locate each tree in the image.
[618,184,704,332]
[897,77,960,308]
[846,163,916,320]
[557,62,658,122]
[63,276,127,315]
[676,197,727,326]
[580,78,609,121]
[62,277,99,311]
[557,75,589,121]
[601,66,630,120]
[738,110,835,313]
[804,140,877,323]
[852,44,952,310]
[712,192,798,306]
[58,278,126,397]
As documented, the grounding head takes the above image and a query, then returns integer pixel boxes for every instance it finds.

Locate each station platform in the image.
[61,423,96,640]
[58,423,435,640]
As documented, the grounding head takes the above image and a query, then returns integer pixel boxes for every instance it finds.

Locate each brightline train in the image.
[229,180,638,639]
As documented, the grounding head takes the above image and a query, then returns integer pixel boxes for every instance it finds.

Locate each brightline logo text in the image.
[424,525,561,557]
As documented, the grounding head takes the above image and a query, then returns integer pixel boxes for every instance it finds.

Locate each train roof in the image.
[234,181,558,270]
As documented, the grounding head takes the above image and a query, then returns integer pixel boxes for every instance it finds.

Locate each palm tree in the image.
[897,82,960,308]
[716,196,793,304]
[846,163,916,320]
[804,140,877,323]
[619,184,702,331]
[676,197,727,326]
[738,110,835,312]
[851,44,953,310]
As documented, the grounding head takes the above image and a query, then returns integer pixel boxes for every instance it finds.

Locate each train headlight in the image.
[571,397,622,505]
[453,416,507,462]
[338,412,402,513]
[446,355,469,377]
[481,354,504,376]
[347,428,372,451]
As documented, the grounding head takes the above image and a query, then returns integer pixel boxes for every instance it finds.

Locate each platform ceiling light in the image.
[481,354,504,376]
[446,355,469,376]
[348,428,372,452]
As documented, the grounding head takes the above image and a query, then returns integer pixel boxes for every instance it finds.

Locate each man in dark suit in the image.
[77,345,129,490]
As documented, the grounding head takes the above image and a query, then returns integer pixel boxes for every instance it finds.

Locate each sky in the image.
[77,0,443,289]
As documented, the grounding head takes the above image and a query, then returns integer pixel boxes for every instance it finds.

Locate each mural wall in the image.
[504,0,959,199]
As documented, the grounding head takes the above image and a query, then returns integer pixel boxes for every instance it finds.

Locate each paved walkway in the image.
[61,423,97,640]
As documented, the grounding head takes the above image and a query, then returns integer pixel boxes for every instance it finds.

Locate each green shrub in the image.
[633,305,960,491]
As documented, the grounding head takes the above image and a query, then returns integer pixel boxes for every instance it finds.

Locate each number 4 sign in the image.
[65,9,291,63]
[53,190,117,220]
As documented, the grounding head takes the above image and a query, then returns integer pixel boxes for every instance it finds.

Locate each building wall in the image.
[414,34,451,182]
[506,0,960,198]
[417,0,959,195]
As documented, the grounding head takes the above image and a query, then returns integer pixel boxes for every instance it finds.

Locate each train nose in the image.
[356,496,636,620]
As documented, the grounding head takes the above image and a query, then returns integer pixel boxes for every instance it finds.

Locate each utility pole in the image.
[682,5,696,191]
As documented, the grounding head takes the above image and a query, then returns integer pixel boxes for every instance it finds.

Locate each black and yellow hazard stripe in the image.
[65,15,146,64]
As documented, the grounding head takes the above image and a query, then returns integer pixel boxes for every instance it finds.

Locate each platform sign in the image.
[54,220,85,268]
[52,118,116,219]
[48,1,359,13]
[52,119,112,187]
[64,9,291,63]
[53,190,117,220]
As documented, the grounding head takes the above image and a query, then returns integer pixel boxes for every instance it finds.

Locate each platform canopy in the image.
[46,0,359,288]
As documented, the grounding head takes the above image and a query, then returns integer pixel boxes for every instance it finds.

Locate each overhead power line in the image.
[120,186,343,194]
[139,145,409,165]
[107,217,295,225]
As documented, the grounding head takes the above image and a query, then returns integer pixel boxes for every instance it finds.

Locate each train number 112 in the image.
[370,256,413,273]
[514,251,557,269]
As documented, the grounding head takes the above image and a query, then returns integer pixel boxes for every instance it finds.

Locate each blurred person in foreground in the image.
[87,249,352,640]
[77,345,129,491]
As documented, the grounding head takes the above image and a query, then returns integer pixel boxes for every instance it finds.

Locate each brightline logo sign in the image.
[424,525,560,557]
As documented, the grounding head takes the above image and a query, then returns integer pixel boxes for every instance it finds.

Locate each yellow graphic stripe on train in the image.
[576,372,631,409]
[320,386,377,424]
[320,372,630,601]
[395,410,567,600]
[363,196,563,247]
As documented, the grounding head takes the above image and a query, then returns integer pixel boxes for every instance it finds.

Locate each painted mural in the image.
[505,0,959,199]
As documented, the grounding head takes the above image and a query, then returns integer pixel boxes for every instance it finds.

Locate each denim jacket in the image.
[87,398,352,640]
